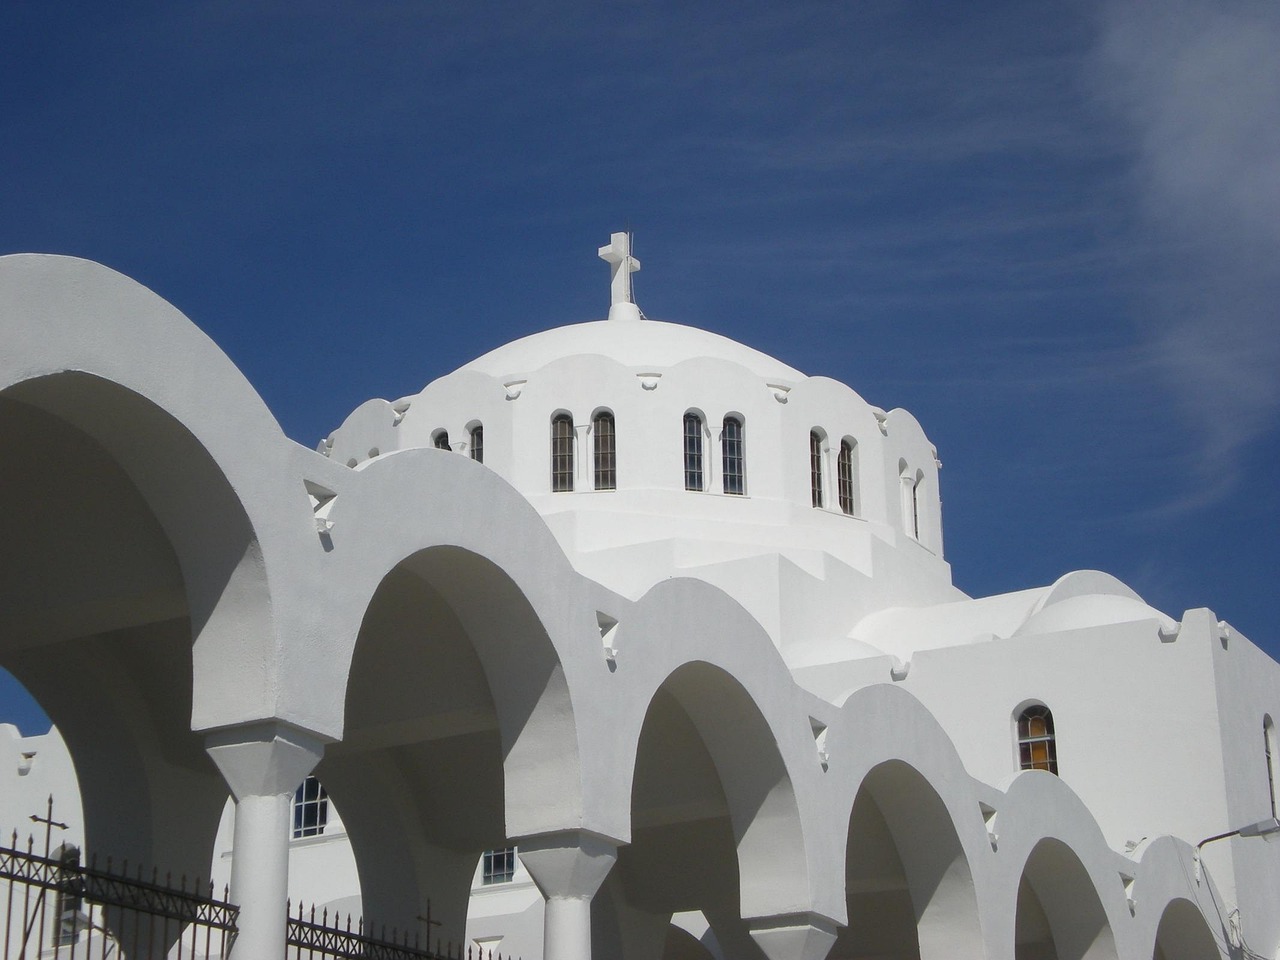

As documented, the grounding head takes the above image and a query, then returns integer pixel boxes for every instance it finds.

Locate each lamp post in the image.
[1194,816,1280,883]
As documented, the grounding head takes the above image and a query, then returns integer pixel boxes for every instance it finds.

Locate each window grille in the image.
[810,431,824,508]
[433,430,450,451]
[551,414,574,492]
[593,412,616,490]
[684,413,704,491]
[293,776,329,838]
[722,417,745,495]
[838,440,857,515]
[1017,706,1058,775]
[482,847,516,885]
[470,425,483,464]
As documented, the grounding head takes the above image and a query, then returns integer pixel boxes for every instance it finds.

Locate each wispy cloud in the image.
[1090,0,1280,506]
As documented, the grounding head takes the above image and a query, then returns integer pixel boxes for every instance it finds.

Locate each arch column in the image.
[206,722,325,960]
[518,830,619,960]
[747,912,839,960]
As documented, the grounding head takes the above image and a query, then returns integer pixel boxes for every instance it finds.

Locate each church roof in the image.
[459,317,806,382]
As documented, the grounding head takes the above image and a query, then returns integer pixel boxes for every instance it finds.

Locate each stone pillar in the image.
[206,722,325,960]
[748,912,839,960]
[518,830,618,960]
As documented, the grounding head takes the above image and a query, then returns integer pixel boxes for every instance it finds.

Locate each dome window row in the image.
[809,429,862,518]
[430,425,484,463]
[548,411,749,496]
[550,412,617,493]
[683,412,747,496]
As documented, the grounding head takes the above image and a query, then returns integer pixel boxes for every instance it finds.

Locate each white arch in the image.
[997,773,1132,960]
[0,253,324,735]
[828,684,991,960]
[606,577,834,925]
[314,446,617,842]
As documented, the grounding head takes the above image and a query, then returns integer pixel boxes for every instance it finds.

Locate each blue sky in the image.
[2,1,1277,733]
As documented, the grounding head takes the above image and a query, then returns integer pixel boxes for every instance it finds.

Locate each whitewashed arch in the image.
[828,683,991,960]
[606,577,836,925]
[313,446,617,842]
[997,773,1131,960]
[1130,838,1229,960]
[0,255,327,891]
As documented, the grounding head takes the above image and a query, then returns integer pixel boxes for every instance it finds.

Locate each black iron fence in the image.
[3,802,521,960]
[0,803,237,960]
[287,904,519,960]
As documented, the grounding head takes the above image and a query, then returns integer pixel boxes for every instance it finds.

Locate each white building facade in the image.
[1,235,1277,960]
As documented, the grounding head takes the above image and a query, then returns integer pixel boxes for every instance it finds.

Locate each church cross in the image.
[598,231,641,309]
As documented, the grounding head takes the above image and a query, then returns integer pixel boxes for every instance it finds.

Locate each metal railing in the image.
[1,801,237,960]
[287,903,520,960]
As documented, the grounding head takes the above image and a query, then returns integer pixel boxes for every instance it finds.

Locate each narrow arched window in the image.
[911,475,921,539]
[593,412,616,491]
[469,424,483,463]
[1266,716,1278,818]
[722,416,745,495]
[433,430,450,451]
[684,413,704,491]
[838,440,857,516]
[809,431,825,508]
[551,414,574,492]
[1017,705,1058,775]
[900,463,921,540]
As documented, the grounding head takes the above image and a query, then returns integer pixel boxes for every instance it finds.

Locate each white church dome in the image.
[321,232,961,646]
[461,318,804,382]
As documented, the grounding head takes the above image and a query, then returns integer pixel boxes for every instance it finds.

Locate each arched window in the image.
[469,424,483,463]
[293,776,329,838]
[683,412,704,491]
[433,430,450,451]
[722,416,745,495]
[1266,716,1278,818]
[1017,705,1058,775]
[551,414,574,492]
[911,476,921,539]
[900,462,921,540]
[593,411,616,490]
[838,440,857,516]
[809,431,825,508]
